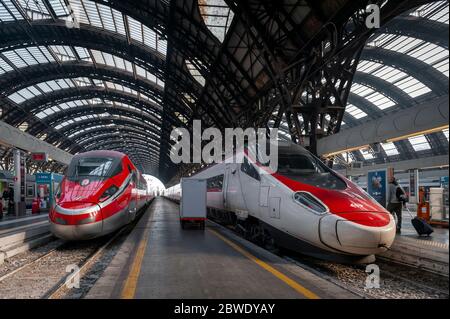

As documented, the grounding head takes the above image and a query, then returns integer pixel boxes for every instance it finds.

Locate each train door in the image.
[224,163,245,212]
[239,157,261,217]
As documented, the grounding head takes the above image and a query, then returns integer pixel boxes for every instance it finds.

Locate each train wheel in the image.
[263,230,279,254]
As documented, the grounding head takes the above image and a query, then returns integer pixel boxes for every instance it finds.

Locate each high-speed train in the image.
[165,143,396,263]
[50,150,153,240]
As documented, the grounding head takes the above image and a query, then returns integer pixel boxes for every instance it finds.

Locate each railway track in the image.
[0,224,133,299]
[44,228,126,299]
[285,253,449,299]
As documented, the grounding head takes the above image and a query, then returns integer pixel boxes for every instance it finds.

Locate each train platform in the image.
[378,210,449,276]
[87,197,358,299]
[0,213,50,265]
[0,212,48,233]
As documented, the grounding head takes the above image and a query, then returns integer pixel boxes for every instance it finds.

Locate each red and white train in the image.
[50,150,153,240]
[165,143,396,263]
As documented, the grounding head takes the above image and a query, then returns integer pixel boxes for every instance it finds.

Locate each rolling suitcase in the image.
[406,207,434,236]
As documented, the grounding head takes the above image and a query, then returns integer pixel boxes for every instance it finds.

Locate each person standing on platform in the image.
[7,186,14,216]
[387,177,407,234]
[1,187,10,219]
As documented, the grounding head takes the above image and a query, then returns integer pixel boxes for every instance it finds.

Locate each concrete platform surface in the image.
[87,198,358,299]
[0,213,49,234]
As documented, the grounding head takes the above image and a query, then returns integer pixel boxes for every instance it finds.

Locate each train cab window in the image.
[278,153,346,190]
[207,175,224,191]
[67,157,120,181]
[241,157,260,181]
[110,162,123,177]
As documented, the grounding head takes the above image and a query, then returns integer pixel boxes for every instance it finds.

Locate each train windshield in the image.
[277,153,346,190]
[67,157,121,181]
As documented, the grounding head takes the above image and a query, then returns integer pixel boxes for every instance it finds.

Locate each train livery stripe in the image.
[121,226,151,299]
[209,229,320,299]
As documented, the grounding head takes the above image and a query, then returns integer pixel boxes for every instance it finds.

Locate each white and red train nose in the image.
[319,212,396,256]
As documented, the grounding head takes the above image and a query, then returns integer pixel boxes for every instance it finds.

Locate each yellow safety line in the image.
[209,229,320,299]
[121,228,150,299]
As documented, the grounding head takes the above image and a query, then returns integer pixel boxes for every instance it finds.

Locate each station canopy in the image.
[0,0,448,179]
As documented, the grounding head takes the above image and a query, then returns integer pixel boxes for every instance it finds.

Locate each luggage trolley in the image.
[180,178,207,230]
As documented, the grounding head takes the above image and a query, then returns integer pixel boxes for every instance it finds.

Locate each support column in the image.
[409,169,419,204]
[13,149,26,216]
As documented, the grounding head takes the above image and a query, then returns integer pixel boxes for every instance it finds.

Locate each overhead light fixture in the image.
[386,125,449,143]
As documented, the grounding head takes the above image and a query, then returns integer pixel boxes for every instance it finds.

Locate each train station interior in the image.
[0,0,448,304]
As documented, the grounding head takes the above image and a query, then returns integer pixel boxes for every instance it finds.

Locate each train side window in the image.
[241,157,260,181]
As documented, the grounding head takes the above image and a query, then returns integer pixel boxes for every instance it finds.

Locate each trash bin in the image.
[32,198,40,214]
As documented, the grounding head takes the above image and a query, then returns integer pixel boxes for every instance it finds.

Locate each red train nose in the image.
[50,202,102,226]
[332,211,392,227]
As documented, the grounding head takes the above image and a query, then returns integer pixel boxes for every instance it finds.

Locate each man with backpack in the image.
[387,176,407,234]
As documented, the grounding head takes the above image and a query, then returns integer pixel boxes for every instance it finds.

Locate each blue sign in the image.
[35,173,52,184]
[367,169,388,208]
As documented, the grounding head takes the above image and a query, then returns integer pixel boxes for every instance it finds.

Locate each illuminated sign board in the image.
[31,152,48,162]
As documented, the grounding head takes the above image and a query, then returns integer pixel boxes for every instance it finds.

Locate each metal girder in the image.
[347,92,386,120]
[339,155,449,177]
[47,116,160,143]
[5,86,161,122]
[0,62,164,99]
[68,126,160,150]
[84,139,159,158]
[0,21,166,77]
[353,71,413,106]
[0,119,72,165]
[29,104,162,138]
[317,95,449,156]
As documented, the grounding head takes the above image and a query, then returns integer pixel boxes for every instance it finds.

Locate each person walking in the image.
[387,177,407,234]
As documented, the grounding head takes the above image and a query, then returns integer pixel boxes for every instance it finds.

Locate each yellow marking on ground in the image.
[209,228,320,299]
[121,227,150,299]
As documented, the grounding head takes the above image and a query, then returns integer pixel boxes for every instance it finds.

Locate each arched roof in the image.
[0,0,447,179]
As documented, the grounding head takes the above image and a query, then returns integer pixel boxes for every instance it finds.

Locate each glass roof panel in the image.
[357,61,431,98]
[408,135,431,151]
[186,60,206,87]
[381,142,399,156]
[443,129,449,141]
[367,34,449,78]
[360,149,374,160]
[410,1,449,24]
[0,0,166,55]
[346,104,367,119]
[198,0,235,43]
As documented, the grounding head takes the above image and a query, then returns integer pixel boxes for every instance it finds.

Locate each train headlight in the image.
[293,192,328,214]
[100,185,119,202]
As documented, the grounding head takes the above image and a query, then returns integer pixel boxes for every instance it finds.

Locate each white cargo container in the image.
[180,178,207,229]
